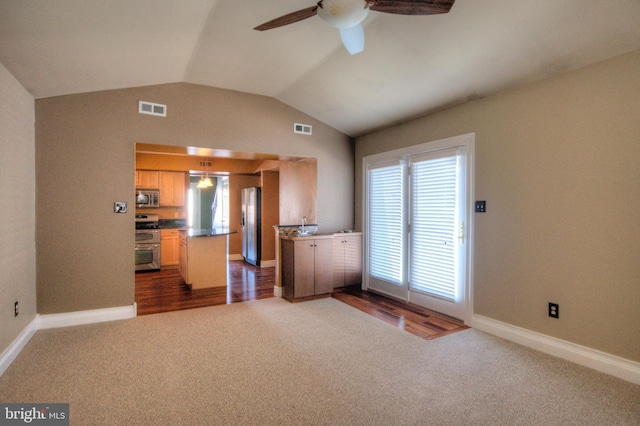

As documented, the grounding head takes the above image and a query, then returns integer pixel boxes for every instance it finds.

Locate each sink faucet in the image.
[301,216,306,234]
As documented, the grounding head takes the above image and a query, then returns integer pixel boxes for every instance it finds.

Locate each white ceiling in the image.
[2,0,640,137]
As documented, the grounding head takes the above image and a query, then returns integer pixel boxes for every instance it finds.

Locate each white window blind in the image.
[368,162,404,285]
[409,153,459,300]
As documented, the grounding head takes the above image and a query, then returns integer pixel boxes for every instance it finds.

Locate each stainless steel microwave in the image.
[136,190,159,208]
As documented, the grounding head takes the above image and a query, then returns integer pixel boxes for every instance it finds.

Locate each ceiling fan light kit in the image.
[317,0,370,28]
[254,0,455,55]
[339,25,366,55]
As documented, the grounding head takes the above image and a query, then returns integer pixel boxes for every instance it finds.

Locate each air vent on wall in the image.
[138,101,167,117]
[294,123,312,135]
[199,161,212,167]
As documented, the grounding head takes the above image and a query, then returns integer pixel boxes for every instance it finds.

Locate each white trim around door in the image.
[362,133,475,324]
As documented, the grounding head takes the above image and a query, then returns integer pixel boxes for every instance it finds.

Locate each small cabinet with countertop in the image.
[332,232,362,288]
[280,234,333,301]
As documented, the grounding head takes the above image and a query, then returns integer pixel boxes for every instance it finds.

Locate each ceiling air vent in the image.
[138,101,167,117]
[294,123,312,135]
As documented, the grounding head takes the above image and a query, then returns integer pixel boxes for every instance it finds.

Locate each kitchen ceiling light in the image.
[197,158,214,188]
[196,177,213,189]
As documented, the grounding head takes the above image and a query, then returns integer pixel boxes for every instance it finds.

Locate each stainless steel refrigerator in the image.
[241,187,261,266]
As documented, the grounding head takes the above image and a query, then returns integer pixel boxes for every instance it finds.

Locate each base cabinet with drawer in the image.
[160,229,183,266]
[281,236,333,301]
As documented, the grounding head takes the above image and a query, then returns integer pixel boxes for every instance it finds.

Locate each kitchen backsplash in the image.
[275,224,319,236]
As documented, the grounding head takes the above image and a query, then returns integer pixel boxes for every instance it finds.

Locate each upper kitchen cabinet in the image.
[136,170,159,189]
[159,171,186,206]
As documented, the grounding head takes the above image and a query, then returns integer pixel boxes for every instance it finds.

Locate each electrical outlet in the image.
[548,302,559,319]
[14,301,19,317]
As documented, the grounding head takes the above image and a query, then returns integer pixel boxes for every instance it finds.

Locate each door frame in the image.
[362,133,475,325]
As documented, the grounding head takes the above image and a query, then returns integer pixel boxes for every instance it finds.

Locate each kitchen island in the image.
[179,228,238,290]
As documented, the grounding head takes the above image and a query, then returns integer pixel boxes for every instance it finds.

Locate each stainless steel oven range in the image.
[135,214,161,271]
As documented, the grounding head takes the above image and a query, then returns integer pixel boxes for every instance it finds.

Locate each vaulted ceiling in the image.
[2,0,640,137]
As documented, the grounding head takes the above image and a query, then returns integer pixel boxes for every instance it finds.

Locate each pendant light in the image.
[197,158,214,188]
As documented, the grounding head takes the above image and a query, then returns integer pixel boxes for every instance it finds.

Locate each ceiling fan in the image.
[254,0,455,55]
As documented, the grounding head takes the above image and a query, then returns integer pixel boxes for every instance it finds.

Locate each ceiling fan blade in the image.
[369,0,455,15]
[254,6,319,31]
[339,24,365,55]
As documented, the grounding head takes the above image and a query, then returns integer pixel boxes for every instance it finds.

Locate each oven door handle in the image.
[135,243,161,249]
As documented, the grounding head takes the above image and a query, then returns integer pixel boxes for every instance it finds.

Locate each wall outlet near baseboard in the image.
[548,302,559,319]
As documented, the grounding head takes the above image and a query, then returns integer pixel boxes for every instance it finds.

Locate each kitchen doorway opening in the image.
[188,175,229,230]
[134,142,317,303]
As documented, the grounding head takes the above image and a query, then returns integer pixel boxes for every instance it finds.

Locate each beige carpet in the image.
[1,298,639,425]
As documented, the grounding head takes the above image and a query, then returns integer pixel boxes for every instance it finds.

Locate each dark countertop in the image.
[181,228,238,237]
[279,233,335,241]
[158,219,187,229]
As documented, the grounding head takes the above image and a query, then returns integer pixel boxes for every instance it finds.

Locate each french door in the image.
[364,134,473,321]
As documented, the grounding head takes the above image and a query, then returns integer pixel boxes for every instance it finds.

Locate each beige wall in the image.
[279,159,318,225]
[355,50,640,362]
[36,83,353,314]
[0,63,36,354]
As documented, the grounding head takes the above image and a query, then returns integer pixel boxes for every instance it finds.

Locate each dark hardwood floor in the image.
[332,287,468,340]
[135,260,276,315]
[135,260,467,340]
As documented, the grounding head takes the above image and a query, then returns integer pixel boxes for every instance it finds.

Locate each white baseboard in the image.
[472,314,640,385]
[1,304,137,377]
[0,317,38,377]
[273,286,283,298]
[38,303,137,330]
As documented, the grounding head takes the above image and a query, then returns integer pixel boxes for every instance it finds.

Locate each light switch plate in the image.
[114,202,127,213]
[475,201,486,213]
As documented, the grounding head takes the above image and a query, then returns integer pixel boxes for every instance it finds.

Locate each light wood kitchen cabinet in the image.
[178,233,187,281]
[136,170,159,189]
[159,171,186,206]
[333,232,362,288]
[281,235,333,301]
[161,229,181,266]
